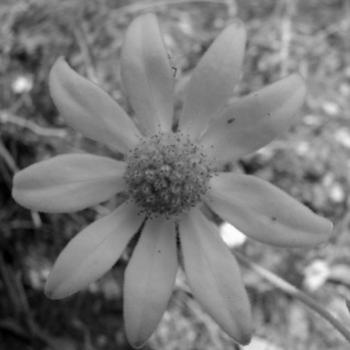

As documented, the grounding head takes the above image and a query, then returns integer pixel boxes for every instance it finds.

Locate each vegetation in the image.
[1,0,350,349]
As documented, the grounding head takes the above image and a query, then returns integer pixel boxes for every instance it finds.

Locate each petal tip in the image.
[44,278,73,300]
[312,215,333,245]
[44,283,62,300]
[288,73,307,97]
[11,187,21,206]
[44,272,70,300]
[131,12,158,27]
[49,57,68,99]
[11,184,32,211]
[125,329,150,349]
[54,55,66,65]
[49,57,74,95]
[50,56,67,77]
[222,18,246,53]
[227,307,253,345]
[129,339,147,349]
[229,17,246,32]
[238,332,253,346]
[140,12,157,20]
[234,304,253,345]
[44,289,56,300]
[12,170,22,190]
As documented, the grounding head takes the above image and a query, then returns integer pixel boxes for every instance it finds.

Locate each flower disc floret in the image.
[124,133,214,218]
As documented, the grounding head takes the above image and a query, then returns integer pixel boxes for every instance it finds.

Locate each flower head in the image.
[12,14,332,347]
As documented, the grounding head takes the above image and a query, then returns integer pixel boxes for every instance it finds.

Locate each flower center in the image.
[124,133,214,218]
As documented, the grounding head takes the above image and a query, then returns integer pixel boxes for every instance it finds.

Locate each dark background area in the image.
[1,0,350,349]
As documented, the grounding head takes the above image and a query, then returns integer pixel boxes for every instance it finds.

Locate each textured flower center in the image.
[124,133,214,218]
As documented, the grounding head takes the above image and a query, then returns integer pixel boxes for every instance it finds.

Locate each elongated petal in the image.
[121,14,174,135]
[50,58,141,152]
[200,74,306,164]
[45,202,143,299]
[12,154,126,213]
[179,208,252,345]
[208,173,333,247]
[180,20,246,139]
[124,218,177,348]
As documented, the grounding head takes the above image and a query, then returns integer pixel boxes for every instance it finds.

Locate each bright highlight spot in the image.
[220,222,247,248]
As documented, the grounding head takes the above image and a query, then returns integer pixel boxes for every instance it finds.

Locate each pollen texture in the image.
[124,133,214,218]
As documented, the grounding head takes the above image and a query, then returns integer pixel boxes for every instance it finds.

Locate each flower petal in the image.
[124,217,177,348]
[180,20,246,139]
[208,173,333,247]
[12,154,126,213]
[179,208,252,345]
[200,74,306,164]
[45,202,143,299]
[49,57,141,152]
[121,14,174,135]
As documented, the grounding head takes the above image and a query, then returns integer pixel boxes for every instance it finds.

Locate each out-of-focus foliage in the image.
[1,0,350,349]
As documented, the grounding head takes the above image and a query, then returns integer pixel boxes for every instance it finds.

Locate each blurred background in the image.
[1,0,350,349]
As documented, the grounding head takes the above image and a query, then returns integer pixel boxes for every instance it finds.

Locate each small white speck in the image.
[334,128,350,149]
[294,141,310,156]
[303,260,329,292]
[322,101,339,116]
[329,183,345,203]
[12,75,33,94]
[220,222,246,248]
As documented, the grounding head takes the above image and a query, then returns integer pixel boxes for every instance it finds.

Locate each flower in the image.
[12,14,332,347]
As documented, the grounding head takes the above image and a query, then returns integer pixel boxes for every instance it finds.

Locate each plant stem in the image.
[234,250,350,343]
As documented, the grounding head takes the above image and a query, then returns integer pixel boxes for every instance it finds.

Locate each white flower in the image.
[12,14,332,348]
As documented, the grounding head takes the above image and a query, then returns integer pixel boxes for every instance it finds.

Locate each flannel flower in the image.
[12,14,332,347]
